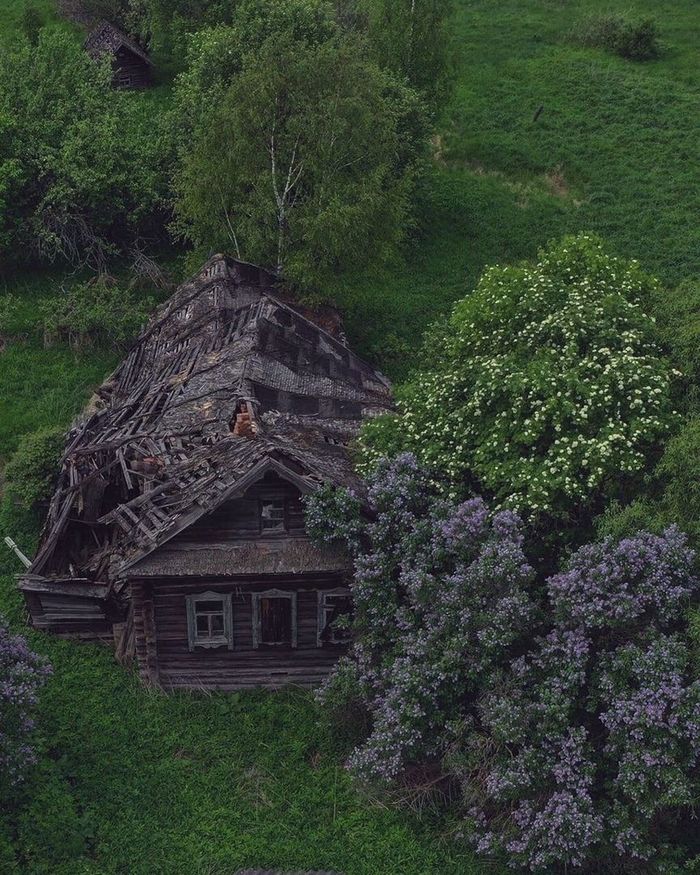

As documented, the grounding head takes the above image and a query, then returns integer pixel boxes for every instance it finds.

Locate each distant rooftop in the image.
[84,20,152,66]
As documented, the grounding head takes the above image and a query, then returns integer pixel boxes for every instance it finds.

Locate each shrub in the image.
[306,453,536,783]
[3,426,64,514]
[359,234,677,544]
[598,416,700,548]
[573,14,660,61]
[462,527,700,871]
[309,457,700,871]
[653,279,700,414]
[42,276,155,351]
[0,29,168,271]
[0,617,52,786]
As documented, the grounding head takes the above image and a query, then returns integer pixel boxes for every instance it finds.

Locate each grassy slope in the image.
[1,578,475,875]
[0,273,118,461]
[338,0,700,377]
[0,1,699,872]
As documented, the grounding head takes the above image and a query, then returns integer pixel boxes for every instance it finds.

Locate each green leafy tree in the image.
[360,0,454,111]
[173,19,425,291]
[127,0,237,68]
[171,0,337,137]
[361,235,677,538]
[0,29,168,270]
[599,416,700,548]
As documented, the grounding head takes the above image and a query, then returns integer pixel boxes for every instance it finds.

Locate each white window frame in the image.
[252,589,297,648]
[186,591,233,651]
[317,588,352,647]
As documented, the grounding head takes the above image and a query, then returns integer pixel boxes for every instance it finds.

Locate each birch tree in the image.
[173,32,426,293]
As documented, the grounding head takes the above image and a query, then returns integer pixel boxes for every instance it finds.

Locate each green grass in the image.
[0,0,699,871]
[335,0,700,378]
[0,575,480,875]
[0,273,118,462]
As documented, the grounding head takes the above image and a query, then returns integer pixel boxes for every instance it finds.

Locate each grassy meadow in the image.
[0,1,698,872]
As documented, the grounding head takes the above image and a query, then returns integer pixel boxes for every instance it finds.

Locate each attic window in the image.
[260,500,286,533]
[186,591,233,651]
[317,589,352,646]
[117,74,132,88]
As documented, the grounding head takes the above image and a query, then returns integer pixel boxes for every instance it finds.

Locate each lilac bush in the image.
[306,453,536,782]
[463,528,700,870]
[307,455,700,871]
[0,616,51,785]
[547,526,695,629]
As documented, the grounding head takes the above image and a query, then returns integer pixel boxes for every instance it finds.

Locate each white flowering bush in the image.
[360,235,677,527]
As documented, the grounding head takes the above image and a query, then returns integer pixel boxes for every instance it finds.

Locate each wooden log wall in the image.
[24,589,114,643]
[169,472,305,544]
[112,49,151,89]
[134,574,348,690]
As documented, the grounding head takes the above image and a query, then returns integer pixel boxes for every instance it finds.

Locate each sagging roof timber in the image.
[18,254,393,630]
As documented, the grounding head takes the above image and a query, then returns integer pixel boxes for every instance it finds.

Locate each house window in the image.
[186,591,233,651]
[317,589,352,646]
[252,589,297,648]
[260,499,286,533]
[117,74,133,88]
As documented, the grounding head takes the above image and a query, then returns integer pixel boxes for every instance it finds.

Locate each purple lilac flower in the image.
[0,616,51,784]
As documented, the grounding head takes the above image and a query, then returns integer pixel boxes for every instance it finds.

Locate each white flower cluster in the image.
[361,236,677,518]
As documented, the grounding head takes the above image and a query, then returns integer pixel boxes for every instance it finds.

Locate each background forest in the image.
[0,0,699,873]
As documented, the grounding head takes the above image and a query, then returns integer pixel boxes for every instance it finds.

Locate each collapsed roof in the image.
[22,254,393,597]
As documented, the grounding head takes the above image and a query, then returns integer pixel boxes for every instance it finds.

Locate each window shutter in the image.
[224,594,234,651]
[252,590,297,648]
[186,595,196,652]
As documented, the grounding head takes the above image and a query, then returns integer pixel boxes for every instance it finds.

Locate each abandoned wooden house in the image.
[18,255,393,690]
[84,21,153,89]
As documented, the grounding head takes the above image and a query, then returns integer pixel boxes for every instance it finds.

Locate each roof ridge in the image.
[84,19,152,66]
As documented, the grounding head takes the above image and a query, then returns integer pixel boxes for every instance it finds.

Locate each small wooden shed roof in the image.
[84,21,152,66]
